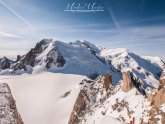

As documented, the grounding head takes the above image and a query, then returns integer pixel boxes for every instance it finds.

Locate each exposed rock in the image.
[103,73,112,92]
[0,57,12,70]
[131,74,146,96]
[0,83,23,124]
[45,47,66,69]
[68,73,112,124]
[158,72,165,90]
[13,39,52,71]
[149,72,165,107]
[61,90,71,98]
[16,55,21,62]
[68,90,86,124]
[153,87,165,107]
[161,112,165,124]
[122,71,133,92]
[148,91,157,103]
[12,39,66,72]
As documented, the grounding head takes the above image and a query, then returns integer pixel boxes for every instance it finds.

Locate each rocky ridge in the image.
[0,83,23,124]
[69,70,165,124]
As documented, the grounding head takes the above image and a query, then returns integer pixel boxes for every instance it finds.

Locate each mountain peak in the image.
[0,39,163,87]
[40,38,53,44]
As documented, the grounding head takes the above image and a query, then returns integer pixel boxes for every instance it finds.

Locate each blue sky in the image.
[0,0,165,60]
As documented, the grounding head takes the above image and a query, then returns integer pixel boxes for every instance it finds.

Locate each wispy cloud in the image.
[108,8,121,32]
[0,0,35,32]
[0,31,20,38]
[0,49,26,58]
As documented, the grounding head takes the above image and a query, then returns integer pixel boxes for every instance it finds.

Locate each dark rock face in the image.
[16,55,21,62]
[45,47,66,69]
[0,39,66,73]
[130,73,146,96]
[0,83,24,124]
[13,39,52,71]
[103,73,112,92]
[122,71,146,95]
[68,90,87,124]
[68,73,112,124]
[0,57,12,70]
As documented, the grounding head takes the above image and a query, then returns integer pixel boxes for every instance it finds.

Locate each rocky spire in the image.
[68,73,112,124]
[149,71,165,107]
[122,71,134,92]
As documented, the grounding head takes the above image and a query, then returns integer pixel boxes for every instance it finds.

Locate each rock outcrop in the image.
[153,87,165,107]
[13,39,52,71]
[150,72,165,107]
[158,72,165,90]
[103,73,112,92]
[122,71,133,92]
[0,57,12,70]
[68,89,87,124]
[68,73,112,124]
[45,47,66,69]
[0,83,23,124]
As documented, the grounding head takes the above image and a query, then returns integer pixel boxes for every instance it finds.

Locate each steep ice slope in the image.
[43,41,109,75]
[100,48,163,88]
[0,72,86,124]
[143,56,164,69]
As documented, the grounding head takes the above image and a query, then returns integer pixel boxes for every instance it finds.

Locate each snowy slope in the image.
[43,41,109,76]
[100,48,163,88]
[0,72,86,124]
[99,116,123,124]
[142,56,164,69]
[83,87,151,124]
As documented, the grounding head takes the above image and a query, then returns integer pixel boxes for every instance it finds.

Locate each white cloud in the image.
[0,49,26,58]
[0,31,20,38]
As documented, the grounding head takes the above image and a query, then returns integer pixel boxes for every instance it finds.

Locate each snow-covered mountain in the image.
[100,48,163,88]
[0,39,165,124]
[0,39,163,87]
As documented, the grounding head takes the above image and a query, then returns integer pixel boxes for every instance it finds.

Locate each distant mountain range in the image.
[0,39,165,124]
[0,39,164,87]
